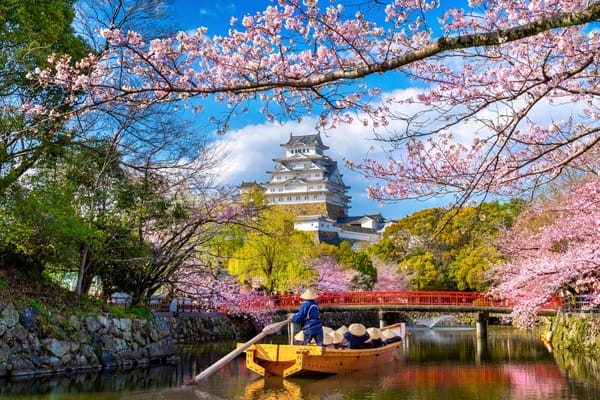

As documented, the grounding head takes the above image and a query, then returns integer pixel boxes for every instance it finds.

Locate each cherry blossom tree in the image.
[25,0,600,206]
[16,0,600,320]
[489,176,600,326]
[372,258,411,292]
[310,255,358,292]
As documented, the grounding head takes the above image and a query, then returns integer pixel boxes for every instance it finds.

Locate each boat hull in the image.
[240,323,405,377]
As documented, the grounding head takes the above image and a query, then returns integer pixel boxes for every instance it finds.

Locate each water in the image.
[1,326,600,399]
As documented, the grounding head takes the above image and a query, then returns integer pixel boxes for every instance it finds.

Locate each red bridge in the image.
[145,291,565,316]
[236,291,563,316]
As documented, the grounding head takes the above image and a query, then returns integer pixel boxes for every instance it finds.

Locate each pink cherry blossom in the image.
[24,1,599,204]
[489,176,600,326]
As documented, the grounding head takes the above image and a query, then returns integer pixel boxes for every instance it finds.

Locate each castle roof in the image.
[282,133,329,150]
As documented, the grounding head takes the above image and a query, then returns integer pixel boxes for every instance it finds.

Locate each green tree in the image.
[373,200,524,291]
[0,0,89,192]
[400,252,444,291]
[447,245,502,291]
[228,207,316,294]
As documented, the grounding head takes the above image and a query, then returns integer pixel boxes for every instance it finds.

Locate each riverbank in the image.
[551,313,600,355]
[0,301,256,378]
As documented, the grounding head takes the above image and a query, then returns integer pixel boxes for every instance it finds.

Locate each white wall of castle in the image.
[294,217,381,244]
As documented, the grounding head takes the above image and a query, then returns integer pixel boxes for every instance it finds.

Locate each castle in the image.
[241,133,392,247]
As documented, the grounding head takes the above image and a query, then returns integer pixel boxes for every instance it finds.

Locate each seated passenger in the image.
[382,329,402,344]
[343,323,371,349]
[293,331,316,345]
[293,331,305,345]
[328,331,345,349]
[367,327,384,348]
[336,325,348,336]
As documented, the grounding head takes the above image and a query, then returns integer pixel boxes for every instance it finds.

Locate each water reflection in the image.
[2,327,600,400]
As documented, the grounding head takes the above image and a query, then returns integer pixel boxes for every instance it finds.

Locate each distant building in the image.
[242,133,393,247]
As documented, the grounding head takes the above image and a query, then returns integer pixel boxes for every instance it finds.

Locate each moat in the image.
[1,325,599,400]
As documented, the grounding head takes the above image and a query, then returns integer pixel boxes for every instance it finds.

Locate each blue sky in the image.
[165,1,456,220]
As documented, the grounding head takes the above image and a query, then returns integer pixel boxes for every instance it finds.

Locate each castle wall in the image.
[272,202,347,220]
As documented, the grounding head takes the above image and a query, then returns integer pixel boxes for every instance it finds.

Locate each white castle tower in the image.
[261,133,350,220]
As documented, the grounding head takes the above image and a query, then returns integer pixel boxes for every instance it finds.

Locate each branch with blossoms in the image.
[128,185,265,301]
[173,264,275,329]
[20,1,600,206]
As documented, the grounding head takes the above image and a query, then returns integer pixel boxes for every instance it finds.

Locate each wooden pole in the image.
[187,318,291,385]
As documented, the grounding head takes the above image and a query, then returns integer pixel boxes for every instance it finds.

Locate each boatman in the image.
[291,288,324,346]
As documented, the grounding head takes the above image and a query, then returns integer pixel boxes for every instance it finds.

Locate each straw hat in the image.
[330,331,344,345]
[367,327,382,340]
[348,323,367,337]
[336,325,348,335]
[382,329,398,340]
[323,332,334,346]
[300,288,318,300]
[322,326,334,335]
[294,331,304,342]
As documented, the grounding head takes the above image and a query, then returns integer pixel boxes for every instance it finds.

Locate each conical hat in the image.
[348,323,367,337]
[322,326,334,335]
[331,331,344,344]
[294,331,304,341]
[323,332,334,346]
[336,325,348,335]
[300,288,318,300]
[382,329,398,340]
[367,327,382,340]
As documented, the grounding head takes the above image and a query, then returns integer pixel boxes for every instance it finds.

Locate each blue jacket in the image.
[292,300,323,335]
[344,331,372,349]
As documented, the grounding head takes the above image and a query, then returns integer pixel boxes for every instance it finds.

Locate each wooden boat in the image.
[239,323,405,378]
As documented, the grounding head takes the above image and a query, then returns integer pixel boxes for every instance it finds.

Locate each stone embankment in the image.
[0,303,255,378]
[0,302,176,378]
[552,313,600,355]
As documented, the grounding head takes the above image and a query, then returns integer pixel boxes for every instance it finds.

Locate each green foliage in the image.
[400,252,445,290]
[228,206,317,294]
[447,245,502,291]
[372,200,524,291]
[104,304,152,319]
[27,298,46,315]
[126,306,153,319]
[105,304,128,318]
[0,180,97,277]
[0,0,91,191]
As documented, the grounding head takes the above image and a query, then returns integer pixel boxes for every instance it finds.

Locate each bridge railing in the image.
[260,291,564,312]
[561,295,599,313]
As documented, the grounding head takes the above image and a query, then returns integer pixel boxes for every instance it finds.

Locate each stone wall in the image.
[551,313,600,355]
[0,303,176,378]
[169,313,256,343]
[0,303,258,379]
